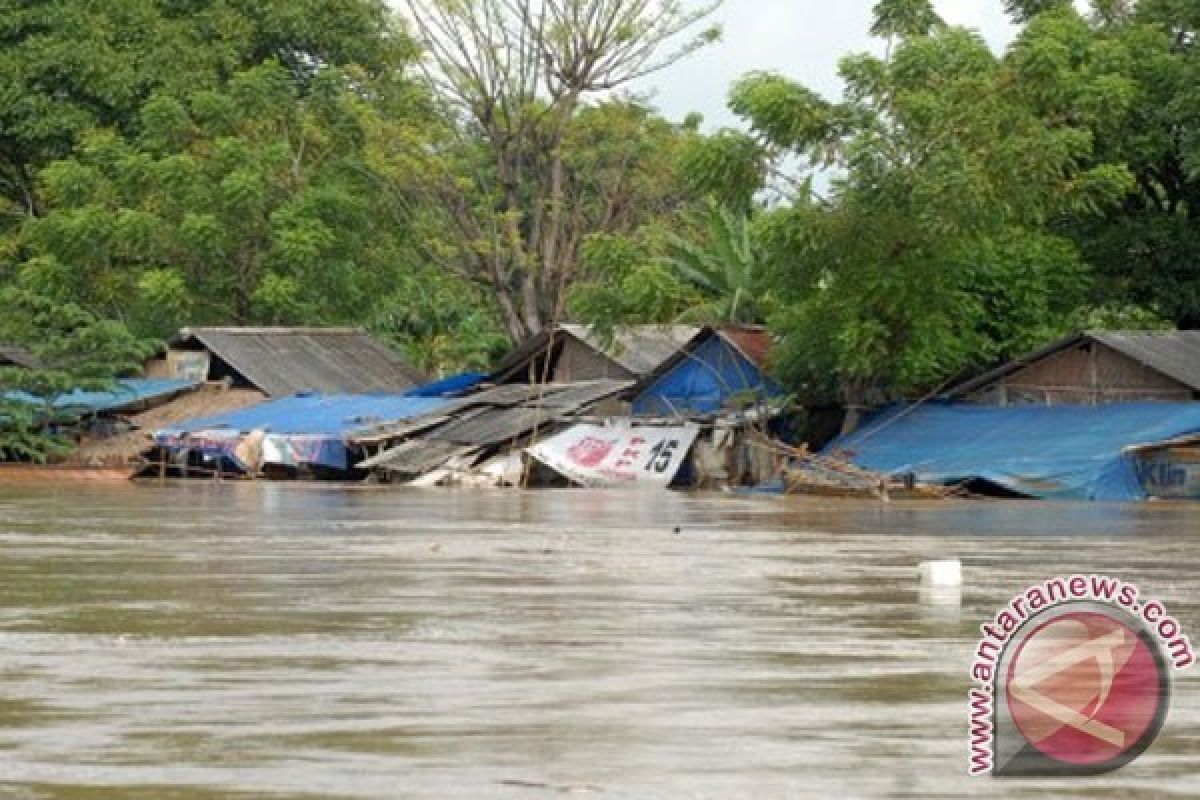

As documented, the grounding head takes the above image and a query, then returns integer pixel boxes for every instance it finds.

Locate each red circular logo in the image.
[1005,611,1167,767]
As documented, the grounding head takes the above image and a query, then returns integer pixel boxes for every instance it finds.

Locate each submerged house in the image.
[352,380,633,485]
[3,378,204,466]
[828,330,1200,501]
[947,330,1200,405]
[829,402,1200,501]
[145,327,425,397]
[143,324,788,490]
[632,326,779,416]
[148,391,456,479]
[489,324,699,385]
[125,327,427,474]
[475,325,786,490]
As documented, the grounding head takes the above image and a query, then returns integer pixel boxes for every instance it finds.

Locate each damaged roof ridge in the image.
[488,324,702,383]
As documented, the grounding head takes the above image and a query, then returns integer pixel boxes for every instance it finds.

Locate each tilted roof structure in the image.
[489,324,699,384]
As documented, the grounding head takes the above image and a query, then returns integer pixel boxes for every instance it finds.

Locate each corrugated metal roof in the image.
[533,380,635,409]
[354,380,630,469]
[718,328,772,367]
[0,344,38,369]
[172,327,425,396]
[561,324,700,376]
[489,325,698,383]
[348,381,631,446]
[426,381,631,446]
[1091,331,1200,393]
[430,406,559,446]
[358,439,475,473]
[947,330,1200,398]
[461,384,545,407]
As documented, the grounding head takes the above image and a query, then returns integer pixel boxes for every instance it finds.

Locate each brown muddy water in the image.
[0,485,1198,799]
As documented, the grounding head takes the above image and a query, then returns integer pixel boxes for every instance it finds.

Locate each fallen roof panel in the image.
[430,406,560,446]
[358,439,475,473]
[533,380,635,409]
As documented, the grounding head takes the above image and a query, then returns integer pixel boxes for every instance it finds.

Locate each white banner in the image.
[528,423,700,488]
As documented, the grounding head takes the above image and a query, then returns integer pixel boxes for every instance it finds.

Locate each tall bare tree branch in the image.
[400,0,721,341]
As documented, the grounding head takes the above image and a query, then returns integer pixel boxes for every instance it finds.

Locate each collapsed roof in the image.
[354,380,633,476]
[828,401,1200,501]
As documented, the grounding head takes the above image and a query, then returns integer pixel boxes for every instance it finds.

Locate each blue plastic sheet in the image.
[158,393,447,437]
[633,335,782,416]
[5,379,199,415]
[157,393,450,471]
[405,372,486,397]
[826,402,1200,501]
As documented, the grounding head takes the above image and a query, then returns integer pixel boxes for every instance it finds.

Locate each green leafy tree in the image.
[0,0,407,240]
[660,202,774,325]
[871,0,944,38]
[369,268,510,376]
[0,288,153,462]
[685,0,1134,408]
[1032,1,1200,327]
[568,227,700,332]
[19,59,426,333]
[1003,0,1074,24]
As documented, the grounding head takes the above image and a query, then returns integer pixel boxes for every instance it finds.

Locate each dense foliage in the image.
[0,288,153,460]
[614,0,1200,408]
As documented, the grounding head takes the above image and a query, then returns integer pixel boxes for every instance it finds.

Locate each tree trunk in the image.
[839,378,873,436]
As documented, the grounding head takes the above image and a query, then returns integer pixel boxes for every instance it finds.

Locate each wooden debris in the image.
[749,433,957,500]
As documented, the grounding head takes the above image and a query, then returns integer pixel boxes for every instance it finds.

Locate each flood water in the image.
[1,485,1198,798]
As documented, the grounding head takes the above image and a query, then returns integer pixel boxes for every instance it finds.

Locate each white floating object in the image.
[919,585,963,616]
[919,559,962,588]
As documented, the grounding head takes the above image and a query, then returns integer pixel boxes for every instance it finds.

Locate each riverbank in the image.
[0,465,132,484]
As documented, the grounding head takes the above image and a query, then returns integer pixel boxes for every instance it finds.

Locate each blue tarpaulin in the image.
[633,334,782,416]
[158,393,448,437]
[827,402,1200,501]
[156,392,450,471]
[404,372,486,397]
[5,378,198,415]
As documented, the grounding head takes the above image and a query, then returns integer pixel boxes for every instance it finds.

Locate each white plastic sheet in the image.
[527,423,700,488]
